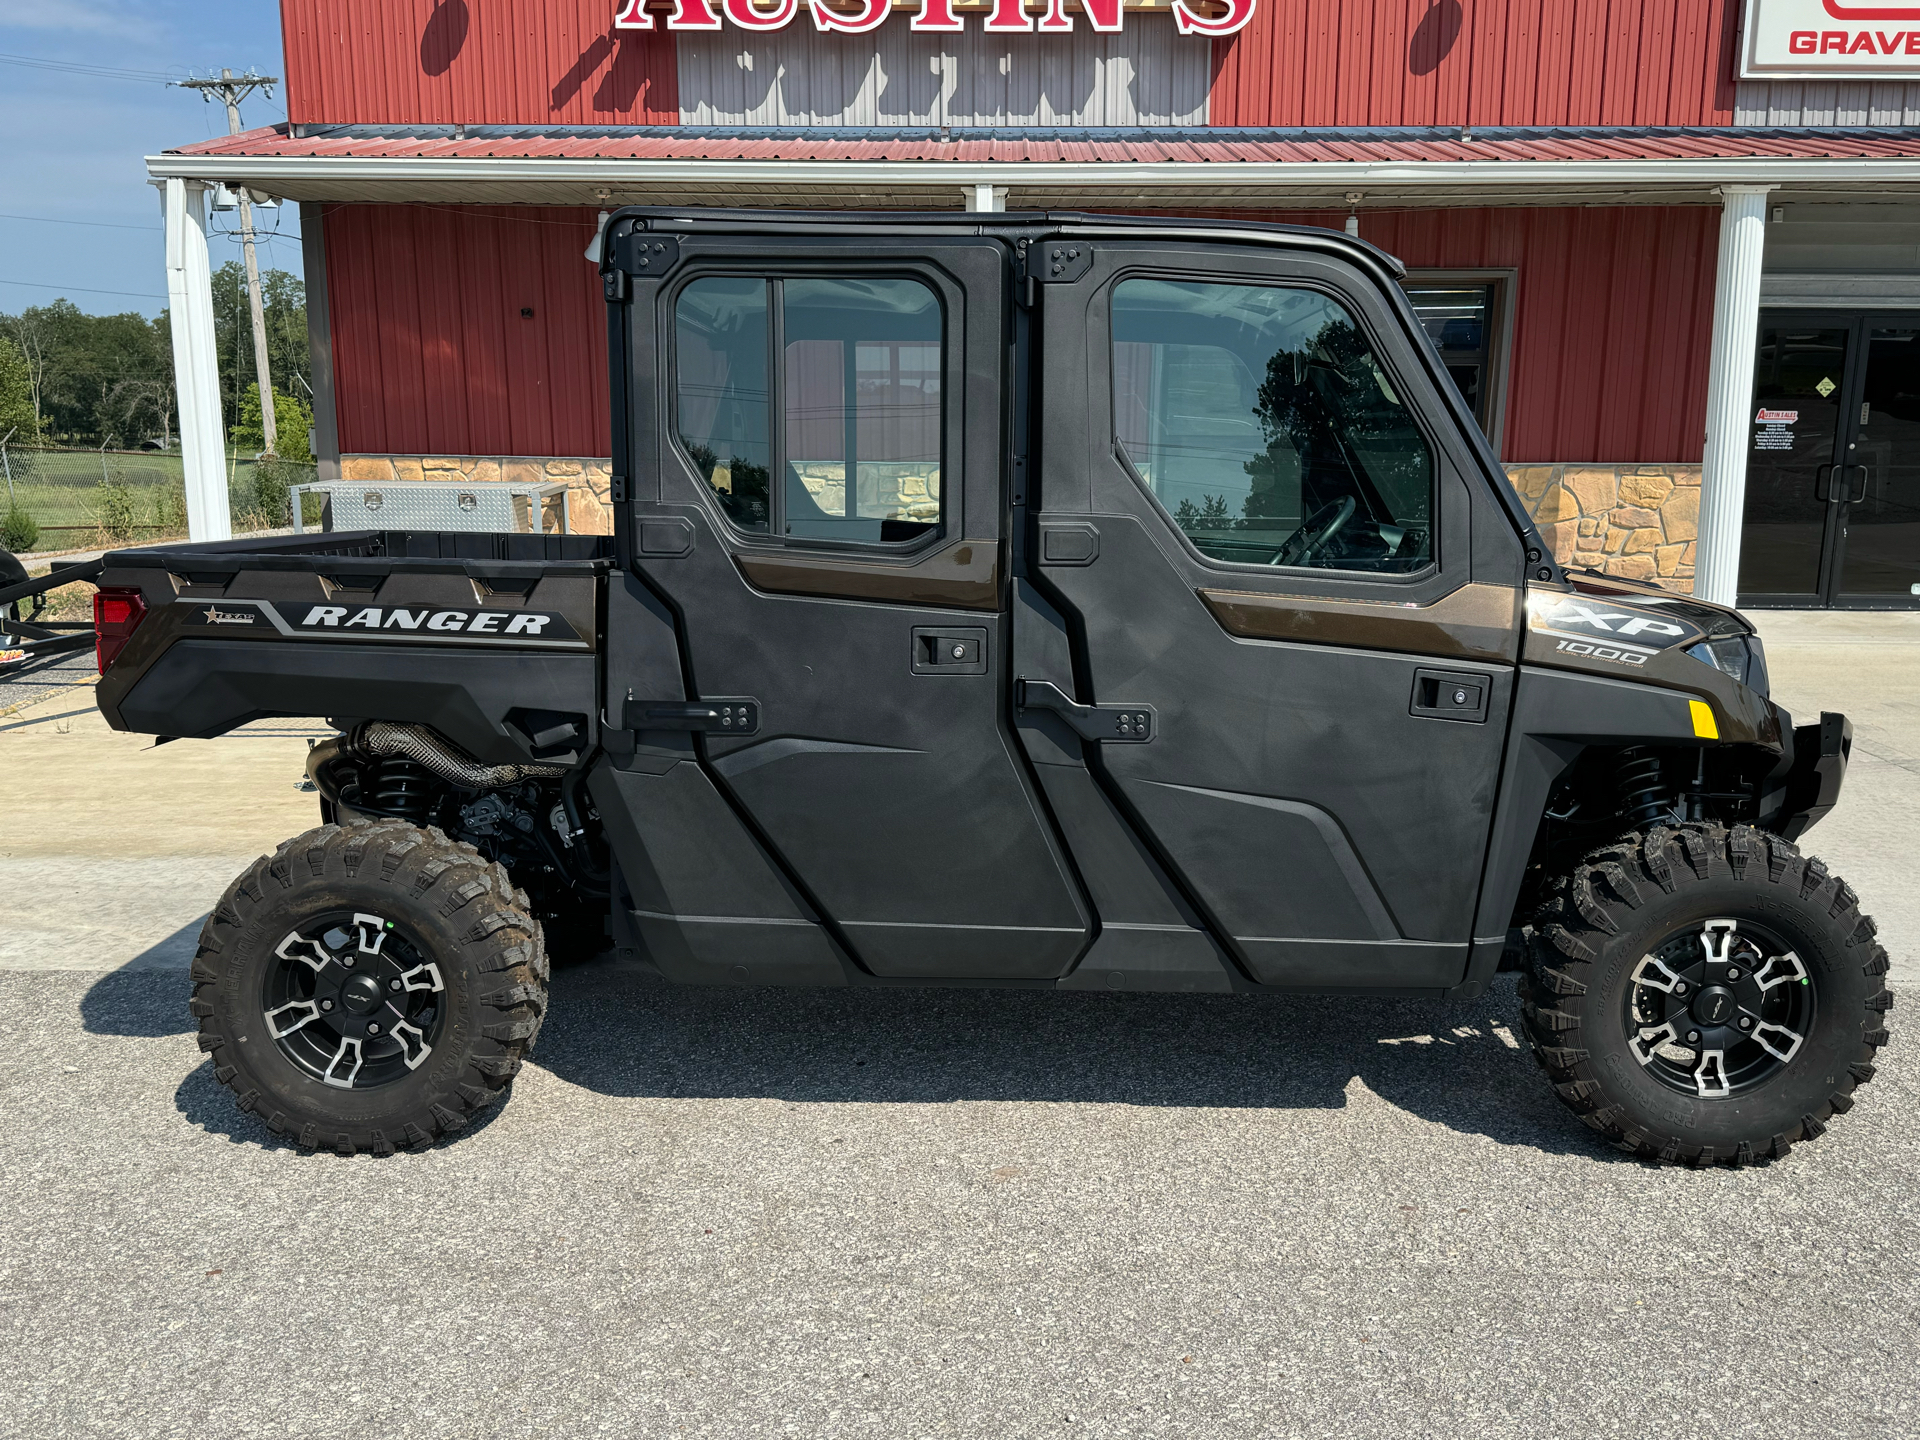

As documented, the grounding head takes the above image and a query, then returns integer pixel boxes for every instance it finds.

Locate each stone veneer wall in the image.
[338,456,615,535]
[1504,463,1702,593]
[342,454,1702,594]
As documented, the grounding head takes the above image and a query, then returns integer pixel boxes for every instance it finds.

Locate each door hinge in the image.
[1017,238,1093,307]
[1017,679,1153,743]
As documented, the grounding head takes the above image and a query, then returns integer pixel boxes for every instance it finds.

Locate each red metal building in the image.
[150,0,1917,606]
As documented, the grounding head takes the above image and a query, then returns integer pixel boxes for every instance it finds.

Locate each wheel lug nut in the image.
[367,1022,381,1035]
[1687,1030,1701,1043]
[320,999,334,1012]
[1739,1017,1753,1030]
[388,979,402,992]
[1674,981,1688,994]
[1728,968,1741,981]
[342,956,354,968]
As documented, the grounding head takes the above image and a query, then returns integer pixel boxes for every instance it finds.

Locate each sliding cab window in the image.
[674,275,945,545]
[1112,278,1434,574]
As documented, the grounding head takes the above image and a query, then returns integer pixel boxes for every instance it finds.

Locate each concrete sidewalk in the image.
[0,684,327,973]
[1749,610,1918,980]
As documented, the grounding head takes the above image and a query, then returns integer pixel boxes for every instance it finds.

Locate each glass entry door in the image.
[1740,311,1919,609]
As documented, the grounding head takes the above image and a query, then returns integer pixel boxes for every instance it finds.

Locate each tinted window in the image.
[675,275,943,544]
[783,278,942,542]
[1113,278,1433,572]
[676,277,772,532]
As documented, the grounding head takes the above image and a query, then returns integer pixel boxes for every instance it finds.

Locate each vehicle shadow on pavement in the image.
[126,964,1608,1160]
[169,1060,513,1151]
[523,967,1617,1162]
[79,920,205,1038]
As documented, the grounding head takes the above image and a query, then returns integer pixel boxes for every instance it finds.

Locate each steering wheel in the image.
[1271,495,1357,567]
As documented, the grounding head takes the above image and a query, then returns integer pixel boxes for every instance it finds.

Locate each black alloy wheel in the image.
[261,912,449,1091]
[1624,917,1816,1100]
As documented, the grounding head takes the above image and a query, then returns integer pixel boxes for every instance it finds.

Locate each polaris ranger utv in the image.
[85,210,1888,1163]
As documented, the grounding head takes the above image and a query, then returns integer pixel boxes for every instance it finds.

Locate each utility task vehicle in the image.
[86,211,1888,1163]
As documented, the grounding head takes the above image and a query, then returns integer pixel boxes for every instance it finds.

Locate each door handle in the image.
[1814,462,1837,502]
[617,695,760,734]
[1844,463,1869,505]
[1016,680,1155,743]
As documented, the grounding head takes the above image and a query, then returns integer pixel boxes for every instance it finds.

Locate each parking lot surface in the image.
[0,612,1914,1439]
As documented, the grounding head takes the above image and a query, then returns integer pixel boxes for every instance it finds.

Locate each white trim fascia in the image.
[144,152,1918,191]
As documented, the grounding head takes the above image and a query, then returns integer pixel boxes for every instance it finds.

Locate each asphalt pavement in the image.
[0,611,1913,1439]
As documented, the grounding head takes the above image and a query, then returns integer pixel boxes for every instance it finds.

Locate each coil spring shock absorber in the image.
[369,756,434,823]
[1614,746,1674,828]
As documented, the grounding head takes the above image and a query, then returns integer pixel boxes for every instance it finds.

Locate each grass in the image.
[2,447,317,552]
[19,570,95,623]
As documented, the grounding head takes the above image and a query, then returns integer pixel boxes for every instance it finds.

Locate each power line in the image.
[0,278,168,301]
[0,212,162,233]
[0,51,178,84]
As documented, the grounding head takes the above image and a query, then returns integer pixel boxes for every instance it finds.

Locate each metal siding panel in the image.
[1632,0,1675,124]
[1593,211,1657,457]
[1209,0,1758,126]
[281,0,675,125]
[1466,0,1508,127]
[321,207,374,452]
[1600,0,1641,126]
[416,206,470,453]
[322,204,607,459]
[1501,0,1543,124]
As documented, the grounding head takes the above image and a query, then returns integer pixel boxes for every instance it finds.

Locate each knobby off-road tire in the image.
[190,821,549,1155]
[1518,821,1893,1166]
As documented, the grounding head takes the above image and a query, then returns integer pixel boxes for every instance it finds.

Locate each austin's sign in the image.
[1740,0,1921,77]
[615,0,1256,37]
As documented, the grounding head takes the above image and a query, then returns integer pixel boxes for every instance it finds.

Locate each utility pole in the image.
[177,68,280,456]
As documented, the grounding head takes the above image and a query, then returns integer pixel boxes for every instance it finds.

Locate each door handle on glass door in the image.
[1844,464,1869,505]
[1814,463,1837,503]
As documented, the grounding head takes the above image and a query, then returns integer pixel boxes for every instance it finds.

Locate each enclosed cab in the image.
[70,210,1889,1165]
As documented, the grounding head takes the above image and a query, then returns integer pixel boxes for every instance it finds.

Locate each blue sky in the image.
[0,0,298,318]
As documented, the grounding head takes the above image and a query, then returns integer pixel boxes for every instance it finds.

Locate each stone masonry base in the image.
[338,455,1700,595]
[1506,463,1700,593]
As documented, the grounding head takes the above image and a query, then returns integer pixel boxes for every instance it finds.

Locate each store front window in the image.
[1401,275,1511,445]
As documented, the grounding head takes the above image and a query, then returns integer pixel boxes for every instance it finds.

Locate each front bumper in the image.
[1767,711,1852,841]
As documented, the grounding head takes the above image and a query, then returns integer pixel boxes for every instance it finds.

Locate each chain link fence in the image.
[0,445,319,553]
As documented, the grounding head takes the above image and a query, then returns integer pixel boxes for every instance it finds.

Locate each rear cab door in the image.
[1018,227,1528,991]
[600,216,1090,982]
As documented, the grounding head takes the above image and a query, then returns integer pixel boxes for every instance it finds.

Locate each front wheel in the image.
[1519,822,1893,1165]
[190,821,549,1154]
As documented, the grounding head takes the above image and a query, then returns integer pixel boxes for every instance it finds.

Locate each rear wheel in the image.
[190,821,548,1154]
[1519,822,1893,1165]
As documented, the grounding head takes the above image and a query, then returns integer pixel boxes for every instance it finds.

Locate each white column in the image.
[965,184,1008,212]
[163,177,231,542]
[1695,184,1773,607]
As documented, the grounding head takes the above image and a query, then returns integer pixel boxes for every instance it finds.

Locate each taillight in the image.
[94,586,148,673]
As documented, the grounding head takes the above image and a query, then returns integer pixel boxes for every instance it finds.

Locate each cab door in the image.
[1019,240,1524,989]
[614,227,1089,980]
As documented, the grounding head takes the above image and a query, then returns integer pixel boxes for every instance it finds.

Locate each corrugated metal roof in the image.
[172,123,1918,165]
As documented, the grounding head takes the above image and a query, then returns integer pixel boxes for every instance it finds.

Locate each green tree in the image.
[0,300,171,445]
[0,262,305,446]
[211,263,309,434]
[0,335,36,444]
[233,387,313,460]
